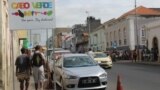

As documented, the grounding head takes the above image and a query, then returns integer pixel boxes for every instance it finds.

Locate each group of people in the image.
[15,45,47,90]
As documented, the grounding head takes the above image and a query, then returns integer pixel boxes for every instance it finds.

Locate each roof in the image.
[64,54,88,57]
[119,6,160,18]
[150,8,160,12]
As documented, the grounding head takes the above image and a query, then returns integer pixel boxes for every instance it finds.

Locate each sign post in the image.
[8,0,56,89]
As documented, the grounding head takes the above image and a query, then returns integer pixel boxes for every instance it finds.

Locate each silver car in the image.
[55,54,107,90]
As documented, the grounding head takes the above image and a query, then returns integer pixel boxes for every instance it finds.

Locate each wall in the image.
[0,0,19,89]
[145,20,160,61]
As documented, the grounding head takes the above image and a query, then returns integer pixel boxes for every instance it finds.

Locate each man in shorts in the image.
[32,45,46,90]
[15,48,32,90]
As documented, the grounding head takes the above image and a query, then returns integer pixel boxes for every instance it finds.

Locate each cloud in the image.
[55,0,160,27]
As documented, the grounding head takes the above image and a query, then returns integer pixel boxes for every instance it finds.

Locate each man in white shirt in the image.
[87,48,94,59]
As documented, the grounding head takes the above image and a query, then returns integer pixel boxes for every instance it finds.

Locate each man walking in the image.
[32,45,46,90]
[87,48,94,59]
[15,48,32,90]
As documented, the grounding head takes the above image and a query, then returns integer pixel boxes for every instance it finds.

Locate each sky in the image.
[55,0,160,27]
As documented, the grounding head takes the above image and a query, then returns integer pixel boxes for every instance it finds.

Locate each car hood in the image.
[63,65,106,77]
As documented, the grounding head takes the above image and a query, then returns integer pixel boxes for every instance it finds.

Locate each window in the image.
[110,32,112,41]
[114,31,116,41]
[142,30,145,36]
[107,42,109,47]
[118,29,121,39]
[118,29,121,46]
[123,28,126,38]
[119,40,121,45]
[106,33,108,42]
[124,39,127,45]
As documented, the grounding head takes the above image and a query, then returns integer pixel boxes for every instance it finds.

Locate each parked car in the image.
[94,52,112,68]
[54,54,108,90]
[47,49,71,79]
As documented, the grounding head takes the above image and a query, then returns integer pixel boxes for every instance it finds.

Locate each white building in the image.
[143,20,160,61]
[105,6,160,51]
[90,22,111,51]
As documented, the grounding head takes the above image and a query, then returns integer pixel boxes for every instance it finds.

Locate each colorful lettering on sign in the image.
[12,10,53,18]
[11,2,52,9]
[32,2,52,9]
[12,2,30,9]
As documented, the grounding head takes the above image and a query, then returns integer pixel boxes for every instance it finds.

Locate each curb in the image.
[115,60,160,66]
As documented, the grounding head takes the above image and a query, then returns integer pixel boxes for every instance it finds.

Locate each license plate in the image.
[101,61,107,63]
[82,78,97,84]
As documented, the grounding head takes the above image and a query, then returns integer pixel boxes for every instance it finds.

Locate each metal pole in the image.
[86,11,91,48]
[135,0,139,60]
[53,0,56,89]
[88,18,91,48]
[30,29,32,48]
[11,31,15,90]
[52,28,56,90]
[46,29,49,61]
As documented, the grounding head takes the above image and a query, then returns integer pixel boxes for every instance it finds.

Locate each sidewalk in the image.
[14,75,35,90]
[14,74,58,90]
[116,60,160,66]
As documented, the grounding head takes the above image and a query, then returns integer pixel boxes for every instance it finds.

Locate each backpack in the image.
[32,53,44,67]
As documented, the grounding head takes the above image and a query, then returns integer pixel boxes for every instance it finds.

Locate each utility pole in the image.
[135,0,139,60]
[86,11,91,48]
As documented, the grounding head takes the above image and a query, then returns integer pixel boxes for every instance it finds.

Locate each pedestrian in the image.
[26,49,32,60]
[15,47,32,90]
[31,45,46,90]
[133,49,137,62]
[87,48,94,59]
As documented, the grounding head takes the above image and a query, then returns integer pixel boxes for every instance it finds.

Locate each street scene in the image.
[1,0,160,90]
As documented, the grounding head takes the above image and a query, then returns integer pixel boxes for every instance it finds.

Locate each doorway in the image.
[152,37,159,61]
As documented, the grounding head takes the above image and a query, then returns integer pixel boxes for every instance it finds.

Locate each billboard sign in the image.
[9,0,55,30]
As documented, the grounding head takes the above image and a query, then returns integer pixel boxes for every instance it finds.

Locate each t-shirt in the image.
[15,54,30,73]
[88,51,94,59]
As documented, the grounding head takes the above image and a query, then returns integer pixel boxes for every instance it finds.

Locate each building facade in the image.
[72,24,88,53]
[53,28,72,49]
[143,20,160,62]
[72,16,101,52]
[105,6,160,52]
[0,0,20,89]
[90,25,106,51]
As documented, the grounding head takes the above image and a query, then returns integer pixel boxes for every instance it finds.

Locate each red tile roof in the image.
[119,6,160,18]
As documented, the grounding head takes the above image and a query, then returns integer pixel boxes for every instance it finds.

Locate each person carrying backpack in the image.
[15,48,32,90]
[32,45,46,90]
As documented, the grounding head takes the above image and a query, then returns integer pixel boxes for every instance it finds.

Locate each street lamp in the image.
[135,0,140,60]
[86,11,91,48]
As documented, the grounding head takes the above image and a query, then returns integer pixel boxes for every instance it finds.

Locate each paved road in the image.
[106,62,160,90]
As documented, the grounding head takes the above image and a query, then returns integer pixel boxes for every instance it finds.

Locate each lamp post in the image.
[135,0,140,60]
[86,11,91,48]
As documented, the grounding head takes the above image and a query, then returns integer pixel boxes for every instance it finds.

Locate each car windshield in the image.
[94,53,107,58]
[63,56,97,68]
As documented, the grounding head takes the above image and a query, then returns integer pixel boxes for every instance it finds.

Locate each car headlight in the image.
[100,73,107,78]
[65,74,78,79]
